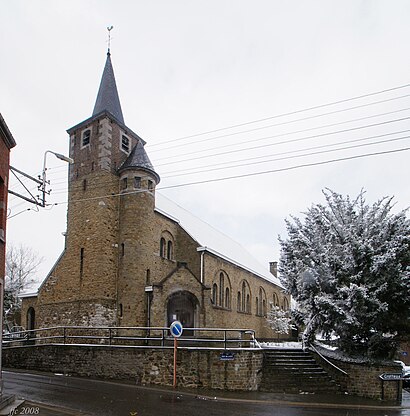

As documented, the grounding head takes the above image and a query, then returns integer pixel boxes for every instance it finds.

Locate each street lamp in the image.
[41,150,74,207]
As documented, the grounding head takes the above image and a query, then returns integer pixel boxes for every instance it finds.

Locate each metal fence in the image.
[2,326,261,350]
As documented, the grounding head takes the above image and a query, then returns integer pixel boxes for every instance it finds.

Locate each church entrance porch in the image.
[166,291,198,336]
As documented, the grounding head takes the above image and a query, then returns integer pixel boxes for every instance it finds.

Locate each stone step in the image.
[260,349,342,395]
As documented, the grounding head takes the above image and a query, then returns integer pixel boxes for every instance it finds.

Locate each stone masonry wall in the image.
[2,345,263,391]
[3,345,400,400]
[311,349,403,402]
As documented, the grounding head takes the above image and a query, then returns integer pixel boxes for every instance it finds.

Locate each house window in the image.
[119,303,123,317]
[82,129,91,147]
[121,135,130,153]
[134,176,141,188]
[121,243,125,257]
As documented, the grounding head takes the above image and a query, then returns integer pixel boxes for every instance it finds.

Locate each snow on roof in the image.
[155,192,283,288]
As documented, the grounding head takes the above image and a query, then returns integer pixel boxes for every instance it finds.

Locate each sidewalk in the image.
[2,374,409,415]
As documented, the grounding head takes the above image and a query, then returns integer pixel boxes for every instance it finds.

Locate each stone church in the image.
[21,51,290,339]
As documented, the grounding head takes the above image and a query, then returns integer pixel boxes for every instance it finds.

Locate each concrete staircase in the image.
[260,349,342,394]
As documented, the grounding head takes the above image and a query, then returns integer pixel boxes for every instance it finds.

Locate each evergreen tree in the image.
[279,189,410,358]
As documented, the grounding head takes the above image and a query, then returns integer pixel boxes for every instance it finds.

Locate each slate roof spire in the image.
[92,51,125,124]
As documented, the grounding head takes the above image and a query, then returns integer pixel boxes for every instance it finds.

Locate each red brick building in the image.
[0,114,16,296]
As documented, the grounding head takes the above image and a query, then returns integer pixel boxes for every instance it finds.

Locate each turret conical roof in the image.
[119,141,160,184]
[92,52,124,123]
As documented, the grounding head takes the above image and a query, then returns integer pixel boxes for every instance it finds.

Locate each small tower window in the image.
[134,176,141,189]
[82,129,91,147]
[121,135,130,153]
[148,180,154,191]
[121,177,128,190]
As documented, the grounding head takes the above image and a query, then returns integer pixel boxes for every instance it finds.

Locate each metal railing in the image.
[2,326,261,350]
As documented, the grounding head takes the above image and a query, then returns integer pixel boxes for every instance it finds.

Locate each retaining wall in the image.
[2,345,263,391]
[310,348,403,402]
[2,345,402,401]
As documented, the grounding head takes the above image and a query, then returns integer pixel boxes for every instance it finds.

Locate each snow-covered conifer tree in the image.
[279,189,410,358]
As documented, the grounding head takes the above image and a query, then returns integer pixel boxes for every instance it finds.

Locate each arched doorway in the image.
[26,307,36,342]
[27,307,35,331]
[167,291,198,336]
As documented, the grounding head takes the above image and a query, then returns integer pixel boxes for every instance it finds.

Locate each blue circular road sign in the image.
[170,320,183,338]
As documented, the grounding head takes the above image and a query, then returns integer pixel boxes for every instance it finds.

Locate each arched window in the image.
[160,237,166,258]
[237,291,241,312]
[225,287,230,309]
[212,283,218,305]
[257,287,267,316]
[219,273,224,307]
[283,297,290,311]
[273,292,279,307]
[256,297,259,315]
[167,240,173,260]
[239,280,251,313]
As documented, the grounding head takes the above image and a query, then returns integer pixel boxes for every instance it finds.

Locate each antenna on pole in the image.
[107,25,114,54]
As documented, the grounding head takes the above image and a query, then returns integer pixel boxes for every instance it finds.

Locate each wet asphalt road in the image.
[3,370,410,416]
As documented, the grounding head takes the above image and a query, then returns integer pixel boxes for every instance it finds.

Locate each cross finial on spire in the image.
[107,26,114,54]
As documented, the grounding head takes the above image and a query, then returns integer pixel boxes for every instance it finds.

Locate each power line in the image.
[36,145,410,207]
[148,83,410,148]
[149,94,410,153]
[154,116,410,167]
[162,128,410,176]
[153,108,410,164]
[161,134,410,179]
[157,147,410,190]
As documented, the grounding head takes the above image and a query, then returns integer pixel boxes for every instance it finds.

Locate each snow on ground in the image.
[260,341,302,349]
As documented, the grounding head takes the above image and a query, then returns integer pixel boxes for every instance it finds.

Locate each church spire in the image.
[92,51,124,124]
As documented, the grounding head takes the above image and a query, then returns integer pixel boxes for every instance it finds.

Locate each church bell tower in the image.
[50,49,160,326]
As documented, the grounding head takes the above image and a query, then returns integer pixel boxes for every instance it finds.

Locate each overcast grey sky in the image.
[1,0,410,288]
